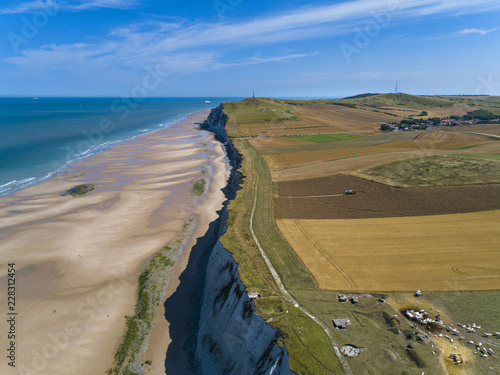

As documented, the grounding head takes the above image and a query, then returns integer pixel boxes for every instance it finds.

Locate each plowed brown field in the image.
[277,210,500,291]
[275,175,500,219]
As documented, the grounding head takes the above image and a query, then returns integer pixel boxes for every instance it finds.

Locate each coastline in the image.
[0,110,230,374]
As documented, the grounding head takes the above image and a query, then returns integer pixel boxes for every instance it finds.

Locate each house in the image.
[333,318,351,329]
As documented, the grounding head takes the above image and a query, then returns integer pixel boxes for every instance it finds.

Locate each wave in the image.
[0,118,179,197]
[0,177,37,195]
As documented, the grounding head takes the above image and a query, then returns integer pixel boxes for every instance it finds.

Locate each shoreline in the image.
[139,121,231,374]
[0,109,230,374]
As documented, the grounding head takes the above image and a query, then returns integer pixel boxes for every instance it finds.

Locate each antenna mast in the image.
[395,82,398,94]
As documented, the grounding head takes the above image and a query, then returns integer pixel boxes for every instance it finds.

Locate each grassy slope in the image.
[223,98,298,124]
[390,291,500,375]
[337,93,455,109]
[452,153,500,160]
[357,154,500,187]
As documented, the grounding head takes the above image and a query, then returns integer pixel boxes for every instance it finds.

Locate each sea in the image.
[0,97,241,196]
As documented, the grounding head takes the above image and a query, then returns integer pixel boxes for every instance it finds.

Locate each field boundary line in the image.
[248,147,352,375]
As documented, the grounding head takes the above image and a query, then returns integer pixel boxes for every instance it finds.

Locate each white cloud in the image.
[456,28,498,36]
[0,0,139,15]
[4,0,500,75]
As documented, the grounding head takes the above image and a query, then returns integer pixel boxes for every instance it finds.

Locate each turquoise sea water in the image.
[0,97,240,196]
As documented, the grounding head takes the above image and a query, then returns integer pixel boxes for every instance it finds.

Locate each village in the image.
[380,109,500,131]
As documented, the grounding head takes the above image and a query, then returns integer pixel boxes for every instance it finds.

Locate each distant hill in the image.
[336,93,455,109]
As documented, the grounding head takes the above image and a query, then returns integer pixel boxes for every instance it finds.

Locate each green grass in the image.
[221,138,315,294]
[270,303,344,375]
[444,95,500,113]
[107,219,195,375]
[292,290,446,375]
[257,131,422,156]
[453,153,500,160]
[190,179,206,196]
[358,154,500,187]
[222,98,298,125]
[390,291,500,375]
[67,183,95,197]
[241,140,317,290]
[108,252,170,374]
[337,93,455,109]
[287,134,362,143]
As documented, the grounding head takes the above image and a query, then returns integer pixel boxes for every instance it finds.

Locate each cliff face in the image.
[195,105,293,375]
[195,243,291,375]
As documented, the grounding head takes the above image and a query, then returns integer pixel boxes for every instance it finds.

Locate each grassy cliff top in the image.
[222,97,298,124]
[226,94,500,113]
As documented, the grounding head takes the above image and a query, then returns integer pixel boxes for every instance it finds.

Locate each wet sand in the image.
[0,111,229,374]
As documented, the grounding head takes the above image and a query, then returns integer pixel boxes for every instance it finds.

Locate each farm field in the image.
[230,101,402,136]
[355,154,500,187]
[261,132,488,173]
[439,123,500,136]
[277,209,500,291]
[287,133,362,142]
[275,174,500,219]
[220,95,500,374]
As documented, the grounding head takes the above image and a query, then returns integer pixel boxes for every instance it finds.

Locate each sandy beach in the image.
[0,110,229,374]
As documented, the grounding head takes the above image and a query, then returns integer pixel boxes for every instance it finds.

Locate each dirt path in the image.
[248,153,353,375]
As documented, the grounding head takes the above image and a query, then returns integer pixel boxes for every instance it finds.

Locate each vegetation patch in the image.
[390,290,500,375]
[66,183,94,197]
[107,218,195,375]
[287,134,362,143]
[337,93,455,109]
[292,290,446,375]
[357,155,500,187]
[453,153,500,161]
[107,251,172,374]
[223,98,298,124]
[269,304,344,375]
[190,178,207,196]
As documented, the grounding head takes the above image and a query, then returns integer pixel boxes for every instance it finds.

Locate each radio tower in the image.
[395,82,398,94]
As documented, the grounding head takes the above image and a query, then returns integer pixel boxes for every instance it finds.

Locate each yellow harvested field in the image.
[439,123,500,137]
[277,210,500,291]
[250,137,312,147]
[413,131,487,144]
[457,142,500,154]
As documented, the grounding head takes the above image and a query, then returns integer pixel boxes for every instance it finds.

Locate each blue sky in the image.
[1,0,500,97]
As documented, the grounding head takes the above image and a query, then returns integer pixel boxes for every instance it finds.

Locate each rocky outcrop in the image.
[193,104,293,375]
